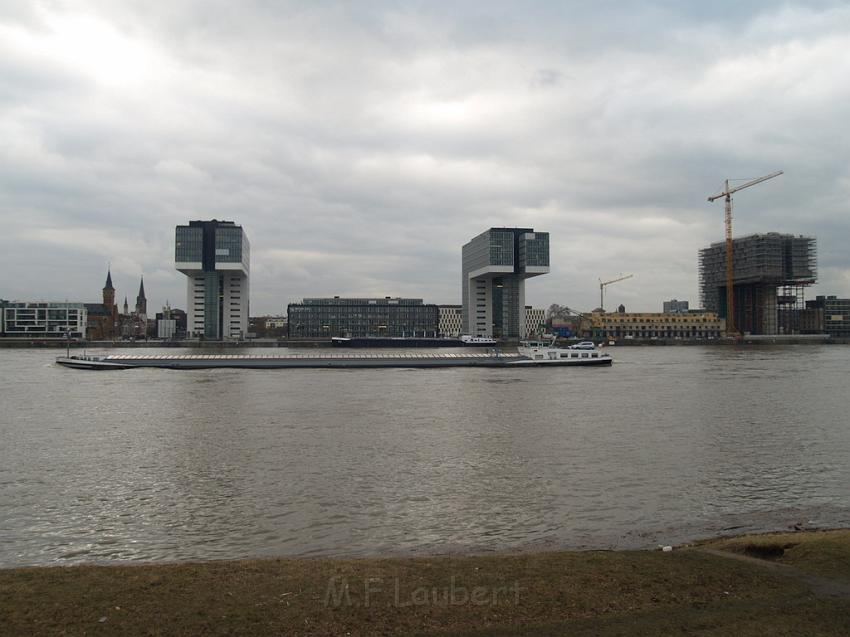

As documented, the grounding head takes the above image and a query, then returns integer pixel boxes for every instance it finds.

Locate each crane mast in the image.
[707,170,782,336]
[599,274,634,311]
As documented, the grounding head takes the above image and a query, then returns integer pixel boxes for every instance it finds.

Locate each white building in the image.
[438,305,463,337]
[157,319,177,339]
[176,220,250,340]
[1,302,87,337]
[524,306,547,337]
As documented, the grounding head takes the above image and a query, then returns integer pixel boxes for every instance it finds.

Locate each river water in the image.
[1,345,849,567]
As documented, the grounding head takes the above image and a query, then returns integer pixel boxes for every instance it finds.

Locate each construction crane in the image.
[599,274,633,311]
[707,170,783,336]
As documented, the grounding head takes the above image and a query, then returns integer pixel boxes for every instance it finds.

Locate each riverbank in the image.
[2,529,848,636]
[1,336,847,348]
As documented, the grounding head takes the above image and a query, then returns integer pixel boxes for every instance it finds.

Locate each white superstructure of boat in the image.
[512,338,613,365]
[459,335,498,345]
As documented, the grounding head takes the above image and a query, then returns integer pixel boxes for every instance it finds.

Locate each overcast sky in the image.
[2,1,849,315]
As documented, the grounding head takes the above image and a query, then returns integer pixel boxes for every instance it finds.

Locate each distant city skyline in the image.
[2,2,849,314]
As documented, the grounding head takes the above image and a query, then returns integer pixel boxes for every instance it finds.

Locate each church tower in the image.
[103,269,115,308]
[123,296,129,315]
[102,268,117,338]
[135,277,147,316]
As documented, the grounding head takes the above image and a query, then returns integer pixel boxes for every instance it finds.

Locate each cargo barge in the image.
[330,335,498,347]
[56,340,613,370]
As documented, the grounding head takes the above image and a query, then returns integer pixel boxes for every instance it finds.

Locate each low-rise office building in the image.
[805,296,850,337]
[249,316,288,338]
[438,305,463,337]
[590,310,723,340]
[288,297,439,338]
[1,301,87,337]
[663,299,689,314]
[524,306,547,337]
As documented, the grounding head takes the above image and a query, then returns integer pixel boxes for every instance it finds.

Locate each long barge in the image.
[330,336,496,348]
[55,340,613,370]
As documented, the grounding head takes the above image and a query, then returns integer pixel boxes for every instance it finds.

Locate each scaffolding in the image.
[699,233,817,335]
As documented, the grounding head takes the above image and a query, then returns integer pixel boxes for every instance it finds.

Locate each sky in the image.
[1,1,849,315]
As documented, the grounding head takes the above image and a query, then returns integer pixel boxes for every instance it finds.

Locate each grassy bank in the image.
[2,530,849,636]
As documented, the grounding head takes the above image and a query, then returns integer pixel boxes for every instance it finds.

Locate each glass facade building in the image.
[806,295,850,337]
[461,228,549,338]
[287,298,440,338]
[175,220,250,340]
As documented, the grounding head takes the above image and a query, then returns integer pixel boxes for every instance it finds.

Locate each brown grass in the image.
[703,528,850,580]
[1,530,849,636]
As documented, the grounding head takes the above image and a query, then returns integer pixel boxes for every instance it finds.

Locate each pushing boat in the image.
[55,339,612,370]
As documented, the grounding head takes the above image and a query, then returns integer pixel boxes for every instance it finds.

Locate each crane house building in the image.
[175,220,250,340]
[461,227,549,339]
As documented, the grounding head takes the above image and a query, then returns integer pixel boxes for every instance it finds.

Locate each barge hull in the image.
[56,355,613,370]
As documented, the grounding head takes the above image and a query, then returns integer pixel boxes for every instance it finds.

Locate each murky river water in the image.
[1,345,849,567]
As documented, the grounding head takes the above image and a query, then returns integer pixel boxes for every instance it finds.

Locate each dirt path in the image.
[696,547,850,599]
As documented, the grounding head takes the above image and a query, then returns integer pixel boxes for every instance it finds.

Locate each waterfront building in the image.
[438,305,463,337]
[805,296,850,337]
[699,233,816,335]
[175,220,250,340]
[157,318,176,339]
[1,301,87,337]
[155,303,185,339]
[462,228,550,338]
[524,306,547,337]
[119,276,150,339]
[663,299,689,314]
[248,316,288,338]
[135,277,147,316]
[85,269,119,339]
[589,310,723,340]
[287,297,439,338]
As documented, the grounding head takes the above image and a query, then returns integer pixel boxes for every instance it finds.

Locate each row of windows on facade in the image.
[176,228,248,265]
[597,330,722,338]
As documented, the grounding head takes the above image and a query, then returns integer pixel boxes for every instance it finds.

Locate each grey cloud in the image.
[1,1,848,314]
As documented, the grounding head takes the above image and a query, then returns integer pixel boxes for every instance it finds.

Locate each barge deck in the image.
[56,348,613,370]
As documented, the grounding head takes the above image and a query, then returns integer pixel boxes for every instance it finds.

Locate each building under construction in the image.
[699,233,817,335]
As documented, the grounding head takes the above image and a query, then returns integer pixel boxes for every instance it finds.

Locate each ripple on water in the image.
[1,346,850,566]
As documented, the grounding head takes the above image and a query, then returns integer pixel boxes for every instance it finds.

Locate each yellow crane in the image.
[599,274,633,311]
[707,170,783,336]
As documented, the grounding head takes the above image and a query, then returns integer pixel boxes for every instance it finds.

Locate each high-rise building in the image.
[699,233,816,335]
[461,228,549,338]
[175,220,250,339]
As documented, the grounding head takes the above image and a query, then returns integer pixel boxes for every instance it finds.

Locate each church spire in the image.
[102,267,115,310]
[123,296,129,315]
[135,276,147,315]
